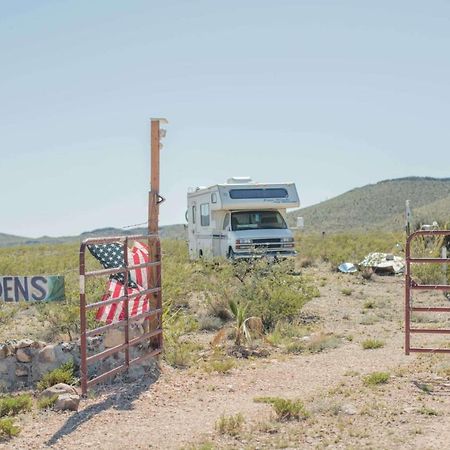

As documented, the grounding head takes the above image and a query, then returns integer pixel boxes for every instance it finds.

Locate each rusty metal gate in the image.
[79,234,163,395]
[405,230,450,354]
[79,118,167,395]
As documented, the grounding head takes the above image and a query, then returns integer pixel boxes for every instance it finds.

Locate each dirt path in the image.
[5,266,450,449]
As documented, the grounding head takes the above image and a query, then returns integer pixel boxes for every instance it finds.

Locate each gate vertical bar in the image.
[79,243,88,396]
[405,234,411,355]
[124,237,130,367]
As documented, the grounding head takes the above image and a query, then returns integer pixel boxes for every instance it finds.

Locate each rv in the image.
[186,177,300,260]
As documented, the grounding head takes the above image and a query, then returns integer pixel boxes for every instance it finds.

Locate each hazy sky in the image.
[1,0,450,237]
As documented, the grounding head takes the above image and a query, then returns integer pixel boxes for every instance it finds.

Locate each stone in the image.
[0,357,14,374]
[341,403,358,415]
[60,342,74,353]
[0,345,8,359]
[38,345,57,364]
[15,363,30,377]
[16,339,34,349]
[104,329,125,348]
[39,383,78,399]
[54,393,80,412]
[16,347,33,363]
[31,341,47,350]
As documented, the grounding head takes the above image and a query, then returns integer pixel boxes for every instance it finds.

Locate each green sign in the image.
[0,276,65,302]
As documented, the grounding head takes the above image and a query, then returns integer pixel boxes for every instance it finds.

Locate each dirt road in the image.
[5,267,450,449]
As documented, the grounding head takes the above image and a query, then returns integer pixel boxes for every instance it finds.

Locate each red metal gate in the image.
[79,234,163,395]
[405,230,450,354]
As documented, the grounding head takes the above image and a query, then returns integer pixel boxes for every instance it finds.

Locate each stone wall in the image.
[0,329,159,391]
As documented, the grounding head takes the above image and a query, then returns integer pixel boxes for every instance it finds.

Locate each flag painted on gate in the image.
[89,241,152,324]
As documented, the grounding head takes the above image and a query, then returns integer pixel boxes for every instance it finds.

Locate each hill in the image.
[288,177,450,233]
[3,177,450,246]
[0,224,186,248]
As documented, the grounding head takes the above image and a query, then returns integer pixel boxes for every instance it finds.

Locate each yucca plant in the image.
[228,299,262,346]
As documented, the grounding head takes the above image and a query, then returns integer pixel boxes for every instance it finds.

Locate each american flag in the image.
[88,241,150,324]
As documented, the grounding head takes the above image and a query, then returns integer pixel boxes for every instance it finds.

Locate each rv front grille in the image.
[252,238,282,249]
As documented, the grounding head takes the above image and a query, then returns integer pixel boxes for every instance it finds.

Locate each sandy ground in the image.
[4,265,450,449]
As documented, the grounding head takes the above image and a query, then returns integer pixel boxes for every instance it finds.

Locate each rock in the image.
[54,394,80,412]
[38,345,56,364]
[104,326,143,349]
[16,347,33,363]
[0,344,8,359]
[0,357,14,374]
[60,342,74,353]
[31,341,47,350]
[39,383,78,399]
[15,363,30,377]
[16,339,34,349]
[341,403,358,415]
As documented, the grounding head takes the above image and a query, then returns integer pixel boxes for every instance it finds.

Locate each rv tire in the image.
[227,248,235,260]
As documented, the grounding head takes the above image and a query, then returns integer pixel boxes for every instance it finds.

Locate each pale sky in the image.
[1,0,450,237]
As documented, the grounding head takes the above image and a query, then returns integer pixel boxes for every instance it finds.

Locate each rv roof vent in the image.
[227,177,253,184]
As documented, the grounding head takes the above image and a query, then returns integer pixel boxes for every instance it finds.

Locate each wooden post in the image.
[147,118,167,346]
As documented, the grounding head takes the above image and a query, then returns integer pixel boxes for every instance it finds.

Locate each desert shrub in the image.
[236,260,318,331]
[37,394,58,410]
[215,413,245,436]
[203,357,235,374]
[0,394,32,417]
[37,360,76,391]
[363,299,376,309]
[164,342,195,368]
[164,311,201,368]
[363,371,390,386]
[410,235,448,284]
[197,315,223,331]
[341,288,352,296]
[285,341,305,354]
[0,417,20,439]
[266,321,311,347]
[296,232,403,267]
[255,397,309,421]
[305,333,341,353]
[362,339,384,349]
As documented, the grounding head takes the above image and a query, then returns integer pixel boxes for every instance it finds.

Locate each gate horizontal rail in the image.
[80,234,163,395]
[405,230,450,355]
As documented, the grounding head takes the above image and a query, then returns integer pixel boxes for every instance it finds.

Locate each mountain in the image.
[3,177,450,246]
[0,224,186,248]
[288,177,450,233]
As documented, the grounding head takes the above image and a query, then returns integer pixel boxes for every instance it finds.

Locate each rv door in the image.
[189,202,198,258]
[221,212,231,257]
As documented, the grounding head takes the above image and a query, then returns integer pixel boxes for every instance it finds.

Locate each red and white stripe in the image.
[96,243,150,324]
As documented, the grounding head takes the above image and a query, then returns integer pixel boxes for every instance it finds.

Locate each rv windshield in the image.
[231,211,287,231]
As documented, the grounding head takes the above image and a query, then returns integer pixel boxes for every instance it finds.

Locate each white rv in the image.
[186,177,300,260]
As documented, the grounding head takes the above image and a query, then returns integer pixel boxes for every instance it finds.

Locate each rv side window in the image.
[192,206,196,224]
[229,188,288,199]
[200,203,210,226]
[223,213,230,230]
[211,193,217,203]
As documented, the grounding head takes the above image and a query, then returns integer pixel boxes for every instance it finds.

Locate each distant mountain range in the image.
[0,225,186,248]
[2,177,450,247]
[287,176,450,232]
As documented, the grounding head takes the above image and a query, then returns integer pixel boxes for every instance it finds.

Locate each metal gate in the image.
[79,234,163,395]
[405,229,450,354]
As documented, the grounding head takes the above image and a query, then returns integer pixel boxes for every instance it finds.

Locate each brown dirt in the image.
[4,264,450,449]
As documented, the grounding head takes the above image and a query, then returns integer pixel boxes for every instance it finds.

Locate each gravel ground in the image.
[3,265,450,449]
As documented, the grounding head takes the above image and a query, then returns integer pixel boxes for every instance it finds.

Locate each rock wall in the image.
[0,329,159,391]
